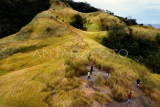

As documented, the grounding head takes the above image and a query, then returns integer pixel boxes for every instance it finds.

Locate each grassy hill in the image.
[0,0,160,106]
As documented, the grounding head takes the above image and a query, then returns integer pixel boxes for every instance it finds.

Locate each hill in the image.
[0,0,160,107]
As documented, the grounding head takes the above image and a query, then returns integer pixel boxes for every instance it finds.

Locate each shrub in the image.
[111,84,128,102]
[140,85,160,104]
[140,85,154,97]
[71,90,93,107]
[46,27,51,32]
[70,14,83,30]
[102,64,114,72]
[83,18,87,24]
[93,93,112,104]
[20,44,47,53]
[58,78,81,91]
[95,74,105,87]
[66,70,75,78]
[65,57,89,77]
[0,47,20,58]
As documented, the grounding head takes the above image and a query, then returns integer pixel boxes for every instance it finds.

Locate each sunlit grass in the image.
[0,1,160,106]
[130,25,160,40]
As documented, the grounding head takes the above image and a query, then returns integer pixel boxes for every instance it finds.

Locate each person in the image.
[91,65,93,71]
[99,64,101,71]
[106,72,109,79]
[87,70,90,79]
[126,92,132,103]
[137,79,140,87]
[90,69,93,75]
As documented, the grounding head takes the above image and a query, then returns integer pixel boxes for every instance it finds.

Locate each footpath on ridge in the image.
[78,61,155,107]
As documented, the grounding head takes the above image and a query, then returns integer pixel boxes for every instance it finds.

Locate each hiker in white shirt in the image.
[87,70,90,79]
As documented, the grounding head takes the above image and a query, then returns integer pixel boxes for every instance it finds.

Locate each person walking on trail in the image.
[126,92,132,103]
[137,79,140,87]
[106,72,109,79]
[90,69,93,75]
[99,64,101,71]
[87,70,90,79]
[91,65,93,72]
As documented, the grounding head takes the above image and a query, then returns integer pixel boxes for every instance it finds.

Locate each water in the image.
[144,24,160,29]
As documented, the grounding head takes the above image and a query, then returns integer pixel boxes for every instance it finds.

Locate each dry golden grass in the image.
[140,85,160,105]
[93,92,112,104]
[130,25,160,40]
[95,74,105,87]
[0,0,160,106]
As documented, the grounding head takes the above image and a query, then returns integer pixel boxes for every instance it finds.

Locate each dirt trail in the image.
[78,66,107,82]
[78,65,155,107]
[106,83,154,107]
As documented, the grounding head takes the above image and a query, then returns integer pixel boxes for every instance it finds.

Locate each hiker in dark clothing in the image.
[126,92,132,103]
[137,79,140,87]
[99,64,101,71]
[90,69,93,75]
[91,65,93,71]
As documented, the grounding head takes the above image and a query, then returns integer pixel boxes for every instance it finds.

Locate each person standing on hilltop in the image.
[137,79,140,87]
[99,64,101,71]
[126,92,132,104]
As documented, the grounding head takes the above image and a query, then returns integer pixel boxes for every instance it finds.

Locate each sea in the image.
[144,24,160,29]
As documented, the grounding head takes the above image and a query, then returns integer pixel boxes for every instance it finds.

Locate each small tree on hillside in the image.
[70,14,83,29]
[107,24,127,49]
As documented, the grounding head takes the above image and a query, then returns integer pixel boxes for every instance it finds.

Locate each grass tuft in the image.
[95,74,105,87]
[93,92,112,104]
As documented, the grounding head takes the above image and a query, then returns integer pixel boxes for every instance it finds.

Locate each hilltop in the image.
[0,0,160,107]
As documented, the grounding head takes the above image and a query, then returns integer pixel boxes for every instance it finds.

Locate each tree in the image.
[108,24,126,48]
[156,33,160,45]
[70,14,83,29]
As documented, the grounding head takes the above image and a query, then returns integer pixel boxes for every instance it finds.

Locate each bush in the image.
[140,85,160,104]
[140,85,154,97]
[71,90,93,107]
[66,70,75,78]
[70,14,83,30]
[102,64,114,72]
[46,27,51,32]
[93,93,112,104]
[95,74,105,87]
[111,84,128,102]
[65,58,89,77]
[58,78,81,91]
[0,47,20,58]
[20,44,47,53]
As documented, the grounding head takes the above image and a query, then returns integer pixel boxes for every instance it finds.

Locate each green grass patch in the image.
[20,44,47,53]
[0,71,9,76]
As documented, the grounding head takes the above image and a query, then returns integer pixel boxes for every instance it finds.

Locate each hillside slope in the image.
[0,0,160,107]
